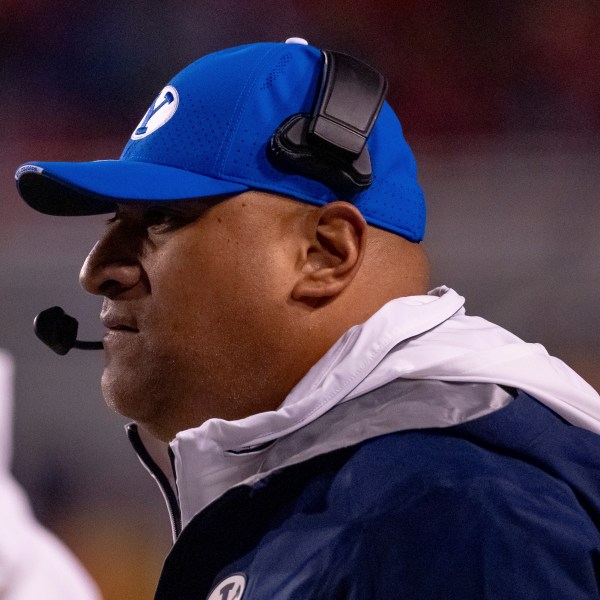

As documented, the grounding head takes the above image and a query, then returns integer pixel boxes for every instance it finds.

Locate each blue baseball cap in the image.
[15,39,426,241]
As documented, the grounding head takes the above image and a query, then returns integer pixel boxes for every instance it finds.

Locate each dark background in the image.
[1,2,599,597]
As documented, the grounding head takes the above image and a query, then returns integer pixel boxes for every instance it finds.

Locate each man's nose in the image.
[79,227,143,298]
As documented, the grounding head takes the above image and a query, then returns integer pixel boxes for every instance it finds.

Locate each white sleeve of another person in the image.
[0,350,101,600]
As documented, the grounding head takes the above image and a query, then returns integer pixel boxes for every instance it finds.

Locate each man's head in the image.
[15,39,428,440]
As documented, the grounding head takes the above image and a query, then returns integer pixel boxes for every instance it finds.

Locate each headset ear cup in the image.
[268,113,373,198]
[268,114,314,168]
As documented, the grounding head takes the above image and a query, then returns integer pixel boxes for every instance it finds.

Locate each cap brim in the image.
[15,160,249,216]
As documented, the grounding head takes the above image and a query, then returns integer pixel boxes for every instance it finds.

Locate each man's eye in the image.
[144,208,185,231]
[107,203,204,233]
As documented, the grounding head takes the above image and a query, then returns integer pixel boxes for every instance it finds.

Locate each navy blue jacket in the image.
[155,392,600,599]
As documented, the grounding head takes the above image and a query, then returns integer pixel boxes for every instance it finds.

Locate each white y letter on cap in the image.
[131,85,179,140]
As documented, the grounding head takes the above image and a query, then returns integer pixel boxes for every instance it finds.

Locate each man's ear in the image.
[292,201,367,303]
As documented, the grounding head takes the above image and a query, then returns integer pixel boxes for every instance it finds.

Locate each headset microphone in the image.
[34,307,103,355]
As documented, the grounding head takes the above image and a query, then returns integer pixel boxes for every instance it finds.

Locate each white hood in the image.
[349,287,600,432]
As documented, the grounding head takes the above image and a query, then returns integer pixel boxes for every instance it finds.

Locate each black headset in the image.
[267,50,388,198]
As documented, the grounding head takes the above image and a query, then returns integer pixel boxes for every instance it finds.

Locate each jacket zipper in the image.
[126,423,182,540]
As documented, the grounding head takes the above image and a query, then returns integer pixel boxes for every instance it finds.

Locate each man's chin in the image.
[100,369,177,441]
[101,370,144,420]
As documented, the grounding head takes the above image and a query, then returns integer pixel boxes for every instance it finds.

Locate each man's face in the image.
[79,191,308,440]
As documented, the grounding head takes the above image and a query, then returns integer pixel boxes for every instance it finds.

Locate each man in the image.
[14,39,600,599]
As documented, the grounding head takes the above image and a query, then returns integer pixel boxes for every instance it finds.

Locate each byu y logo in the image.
[206,574,246,600]
[131,85,179,140]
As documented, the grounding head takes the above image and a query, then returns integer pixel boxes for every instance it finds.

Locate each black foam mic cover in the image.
[34,307,103,355]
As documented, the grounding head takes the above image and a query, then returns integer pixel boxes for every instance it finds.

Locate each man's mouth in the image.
[107,325,138,332]
[101,315,139,333]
